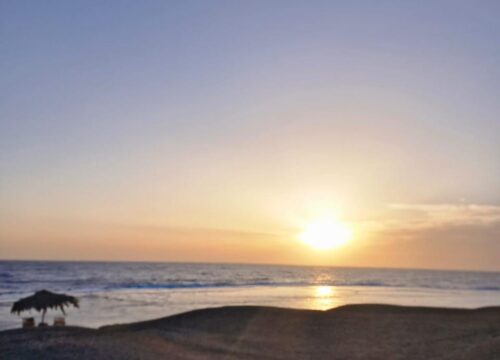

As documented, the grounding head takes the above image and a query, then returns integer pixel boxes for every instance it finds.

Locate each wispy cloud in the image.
[359,203,500,239]
[356,203,500,271]
[388,203,500,228]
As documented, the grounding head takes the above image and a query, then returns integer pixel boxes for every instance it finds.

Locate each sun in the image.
[299,218,353,250]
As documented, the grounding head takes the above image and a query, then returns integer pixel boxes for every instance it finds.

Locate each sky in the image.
[1,0,499,270]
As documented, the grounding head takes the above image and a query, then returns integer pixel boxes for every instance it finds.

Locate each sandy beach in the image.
[1,304,500,359]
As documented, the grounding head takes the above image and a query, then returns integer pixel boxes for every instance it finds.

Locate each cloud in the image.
[355,203,500,270]
[387,203,500,229]
[359,203,500,242]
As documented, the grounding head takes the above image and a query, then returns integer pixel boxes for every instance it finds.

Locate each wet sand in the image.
[1,304,500,359]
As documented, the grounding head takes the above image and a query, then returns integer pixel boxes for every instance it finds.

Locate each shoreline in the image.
[2,284,499,331]
[2,304,500,359]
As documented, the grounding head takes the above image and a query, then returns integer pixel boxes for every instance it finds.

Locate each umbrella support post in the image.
[41,309,46,325]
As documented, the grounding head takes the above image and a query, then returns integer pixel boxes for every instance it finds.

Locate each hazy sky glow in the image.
[1,1,499,270]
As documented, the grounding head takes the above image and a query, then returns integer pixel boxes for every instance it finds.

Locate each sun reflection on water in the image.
[311,285,339,310]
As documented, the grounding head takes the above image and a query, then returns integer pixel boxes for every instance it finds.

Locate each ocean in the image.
[1,261,499,330]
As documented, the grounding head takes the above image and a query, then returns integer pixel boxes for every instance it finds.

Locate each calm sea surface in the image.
[1,261,499,330]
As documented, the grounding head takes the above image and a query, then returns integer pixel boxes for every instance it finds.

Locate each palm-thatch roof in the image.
[11,290,79,315]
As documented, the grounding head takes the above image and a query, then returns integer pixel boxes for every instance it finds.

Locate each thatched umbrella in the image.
[11,290,79,324]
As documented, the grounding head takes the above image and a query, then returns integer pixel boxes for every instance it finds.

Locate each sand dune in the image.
[1,305,500,359]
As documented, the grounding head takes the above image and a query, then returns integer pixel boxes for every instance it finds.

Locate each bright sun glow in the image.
[299,218,353,250]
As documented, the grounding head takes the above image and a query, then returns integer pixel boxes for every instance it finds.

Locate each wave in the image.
[89,280,500,292]
[106,280,412,291]
[3,279,500,294]
[117,281,305,290]
[345,281,388,287]
[473,286,500,291]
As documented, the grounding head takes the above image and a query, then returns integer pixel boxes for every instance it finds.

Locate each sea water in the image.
[0,261,499,330]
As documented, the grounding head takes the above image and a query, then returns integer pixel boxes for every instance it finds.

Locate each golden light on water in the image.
[311,286,338,310]
[315,285,334,297]
[299,218,353,250]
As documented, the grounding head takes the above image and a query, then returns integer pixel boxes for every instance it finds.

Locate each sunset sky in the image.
[1,1,499,270]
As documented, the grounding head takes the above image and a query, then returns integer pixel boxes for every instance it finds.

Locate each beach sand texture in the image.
[1,304,500,359]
